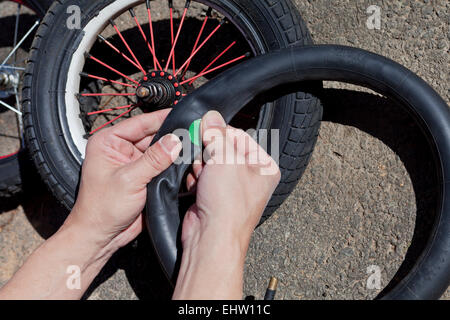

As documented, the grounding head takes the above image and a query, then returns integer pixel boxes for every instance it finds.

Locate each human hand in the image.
[0,109,183,300]
[66,109,182,253]
[183,111,281,247]
[173,111,280,299]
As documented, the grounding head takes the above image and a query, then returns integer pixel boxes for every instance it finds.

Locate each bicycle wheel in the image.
[23,0,322,219]
[0,0,52,198]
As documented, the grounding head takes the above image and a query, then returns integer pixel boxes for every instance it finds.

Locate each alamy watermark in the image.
[66,265,81,290]
[366,5,381,30]
[66,5,81,30]
[366,265,382,290]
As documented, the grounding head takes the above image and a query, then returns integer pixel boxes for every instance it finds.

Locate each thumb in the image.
[123,134,182,185]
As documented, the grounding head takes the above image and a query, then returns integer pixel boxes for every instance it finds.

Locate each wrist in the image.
[58,211,116,270]
[207,217,254,253]
[174,227,247,300]
[66,201,120,246]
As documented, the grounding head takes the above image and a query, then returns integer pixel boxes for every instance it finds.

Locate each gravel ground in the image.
[0,0,448,300]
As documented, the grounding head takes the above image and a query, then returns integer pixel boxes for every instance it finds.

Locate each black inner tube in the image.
[145,45,450,299]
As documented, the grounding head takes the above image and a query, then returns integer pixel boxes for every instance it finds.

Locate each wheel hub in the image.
[136,71,182,108]
[0,65,19,99]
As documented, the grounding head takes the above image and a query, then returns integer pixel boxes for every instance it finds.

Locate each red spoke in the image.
[86,53,139,85]
[180,53,249,85]
[129,8,162,71]
[110,19,146,74]
[189,41,236,85]
[80,92,136,97]
[87,104,134,116]
[146,0,158,70]
[164,1,191,72]
[80,72,136,88]
[98,35,141,72]
[179,10,212,79]
[90,107,135,134]
[174,21,223,77]
[169,1,175,74]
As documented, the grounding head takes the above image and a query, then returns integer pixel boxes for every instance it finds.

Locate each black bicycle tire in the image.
[0,0,53,198]
[23,0,322,216]
[145,45,450,299]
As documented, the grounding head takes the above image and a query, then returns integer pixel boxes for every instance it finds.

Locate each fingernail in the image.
[159,134,182,158]
[204,110,226,128]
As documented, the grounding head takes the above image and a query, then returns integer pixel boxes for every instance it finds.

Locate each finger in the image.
[224,127,274,169]
[223,127,257,156]
[121,133,182,185]
[109,108,171,143]
[201,110,227,148]
[204,126,250,165]
[180,204,201,246]
[232,128,271,164]
[92,132,145,163]
[192,159,203,178]
[134,135,155,152]
[186,173,197,191]
[239,133,279,178]
[203,133,226,164]
[190,152,204,178]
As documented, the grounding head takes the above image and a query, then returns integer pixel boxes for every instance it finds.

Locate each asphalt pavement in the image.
[0,0,448,300]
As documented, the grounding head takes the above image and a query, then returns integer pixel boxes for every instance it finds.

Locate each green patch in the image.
[189,119,202,147]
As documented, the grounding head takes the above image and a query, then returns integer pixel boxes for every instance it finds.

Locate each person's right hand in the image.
[173,111,280,300]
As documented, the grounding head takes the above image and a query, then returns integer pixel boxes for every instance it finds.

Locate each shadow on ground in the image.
[318,88,438,298]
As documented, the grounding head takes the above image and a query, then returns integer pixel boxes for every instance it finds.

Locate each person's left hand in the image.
[65,109,181,252]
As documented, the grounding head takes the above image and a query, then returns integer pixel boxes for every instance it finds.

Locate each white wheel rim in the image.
[65,0,142,159]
